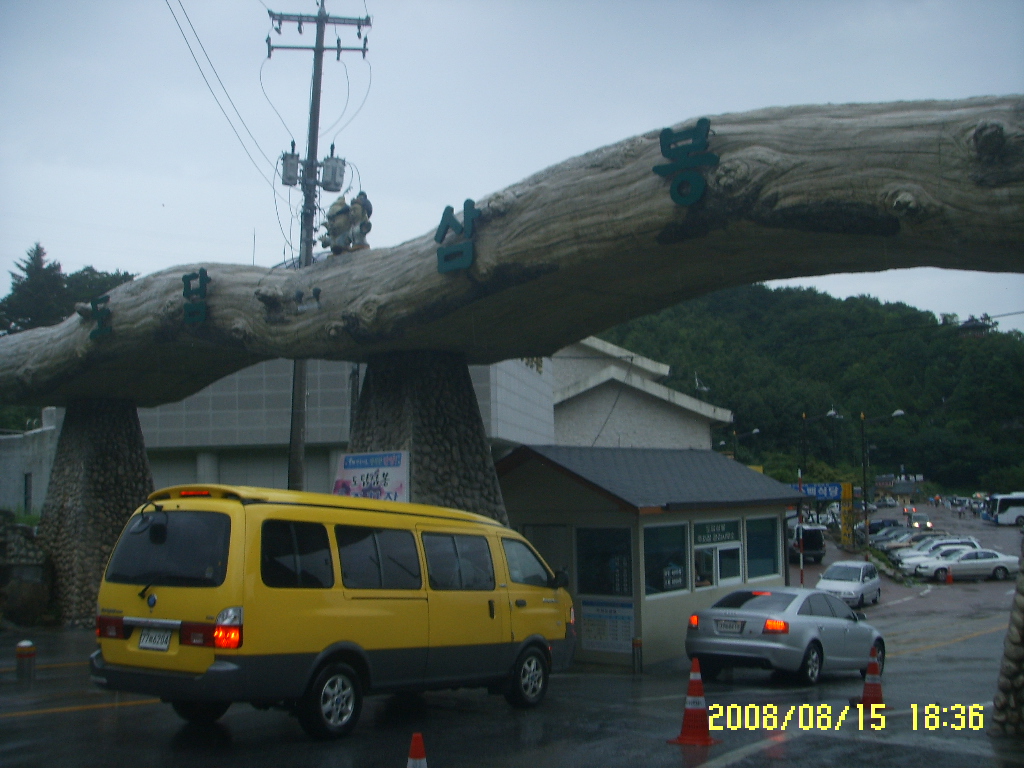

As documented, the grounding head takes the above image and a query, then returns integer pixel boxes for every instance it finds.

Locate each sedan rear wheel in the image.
[797,642,822,685]
[993,566,1009,581]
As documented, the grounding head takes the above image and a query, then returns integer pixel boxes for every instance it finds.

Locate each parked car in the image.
[685,588,885,685]
[816,561,881,608]
[898,544,976,575]
[891,536,979,567]
[914,548,1020,582]
[870,526,907,546]
[786,521,828,564]
[883,529,948,552]
[869,518,903,535]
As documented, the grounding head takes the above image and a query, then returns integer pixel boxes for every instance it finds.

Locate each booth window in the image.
[644,524,688,594]
[745,517,779,578]
[577,527,632,596]
[693,520,741,588]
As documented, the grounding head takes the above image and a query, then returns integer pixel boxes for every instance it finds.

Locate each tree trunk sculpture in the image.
[1,97,1021,408]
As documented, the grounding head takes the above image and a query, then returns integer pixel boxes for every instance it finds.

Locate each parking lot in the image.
[1,502,1021,768]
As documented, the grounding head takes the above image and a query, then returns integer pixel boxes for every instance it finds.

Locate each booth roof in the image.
[498,446,807,511]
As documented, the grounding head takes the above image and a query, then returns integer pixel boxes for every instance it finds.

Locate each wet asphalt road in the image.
[2,504,1021,767]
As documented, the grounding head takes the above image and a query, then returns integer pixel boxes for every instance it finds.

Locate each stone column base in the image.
[349,351,508,525]
[38,399,153,627]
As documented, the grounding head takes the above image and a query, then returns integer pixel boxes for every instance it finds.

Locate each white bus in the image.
[988,493,1024,527]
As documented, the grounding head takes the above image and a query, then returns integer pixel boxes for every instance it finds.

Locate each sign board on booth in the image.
[334,451,409,502]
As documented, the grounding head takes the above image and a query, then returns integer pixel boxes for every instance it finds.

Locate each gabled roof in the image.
[553,365,732,425]
[566,337,670,381]
[497,445,806,511]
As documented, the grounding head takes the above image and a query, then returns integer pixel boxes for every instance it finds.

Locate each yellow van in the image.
[90,484,575,739]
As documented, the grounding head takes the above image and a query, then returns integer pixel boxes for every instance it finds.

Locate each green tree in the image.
[66,266,135,305]
[0,243,70,334]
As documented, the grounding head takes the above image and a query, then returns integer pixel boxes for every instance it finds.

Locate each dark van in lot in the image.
[786,520,827,564]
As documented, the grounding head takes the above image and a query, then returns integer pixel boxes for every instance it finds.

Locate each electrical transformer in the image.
[280,151,300,186]
[321,156,346,193]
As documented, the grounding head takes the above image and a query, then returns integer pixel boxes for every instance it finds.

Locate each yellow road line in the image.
[888,624,1007,657]
[0,698,160,719]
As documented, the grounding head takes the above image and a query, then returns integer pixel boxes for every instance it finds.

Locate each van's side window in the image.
[335,526,422,590]
[422,533,495,591]
[502,539,550,587]
[261,520,334,588]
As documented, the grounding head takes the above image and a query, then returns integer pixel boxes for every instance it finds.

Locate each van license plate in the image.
[138,628,172,651]
[715,620,743,634]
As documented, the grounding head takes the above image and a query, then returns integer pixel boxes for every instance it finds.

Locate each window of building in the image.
[502,539,551,587]
[261,520,334,588]
[336,525,422,590]
[644,524,688,595]
[745,516,779,578]
[693,520,741,588]
[422,533,495,591]
[576,528,632,597]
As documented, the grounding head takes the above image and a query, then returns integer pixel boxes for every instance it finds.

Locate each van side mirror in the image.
[549,570,569,589]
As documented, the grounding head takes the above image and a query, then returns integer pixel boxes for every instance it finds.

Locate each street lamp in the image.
[859,409,905,555]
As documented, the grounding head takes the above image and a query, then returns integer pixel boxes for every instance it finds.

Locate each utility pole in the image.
[266,2,369,490]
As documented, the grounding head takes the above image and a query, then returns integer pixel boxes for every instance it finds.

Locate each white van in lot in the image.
[988,493,1024,527]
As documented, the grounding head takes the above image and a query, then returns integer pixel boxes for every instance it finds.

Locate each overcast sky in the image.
[1,0,1022,333]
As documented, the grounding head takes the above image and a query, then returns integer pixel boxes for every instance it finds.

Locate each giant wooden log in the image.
[2,97,1023,407]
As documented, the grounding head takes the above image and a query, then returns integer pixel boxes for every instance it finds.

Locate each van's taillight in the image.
[569,606,575,625]
[179,490,211,497]
[689,614,699,629]
[96,615,125,639]
[179,607,243,649]
[763,618,789,634]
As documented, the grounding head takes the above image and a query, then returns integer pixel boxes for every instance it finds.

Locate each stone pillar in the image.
[38,399,153,627]
[348,351,508,525]
[993,534,1024,736]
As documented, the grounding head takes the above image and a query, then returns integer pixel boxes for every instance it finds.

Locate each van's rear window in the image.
[105,511,231,587]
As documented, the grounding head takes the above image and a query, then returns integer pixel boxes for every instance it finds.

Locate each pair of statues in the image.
[319,191,372,254]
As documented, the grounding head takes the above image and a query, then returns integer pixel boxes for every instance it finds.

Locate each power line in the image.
[260,57,296,142]
[332,60,371,144]
[318,58,351,139]
[174,0,277,171]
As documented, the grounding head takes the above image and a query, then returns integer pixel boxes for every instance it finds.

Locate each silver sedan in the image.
[685,587,885,685]
[913,548,1020,581]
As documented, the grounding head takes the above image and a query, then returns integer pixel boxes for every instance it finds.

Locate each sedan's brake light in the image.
[688,614,699,629]
[763,618,789,634]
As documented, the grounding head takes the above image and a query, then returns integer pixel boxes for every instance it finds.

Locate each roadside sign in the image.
[790,482,843,500]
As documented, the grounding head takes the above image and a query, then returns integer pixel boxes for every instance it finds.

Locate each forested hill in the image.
[600,284,1024,493]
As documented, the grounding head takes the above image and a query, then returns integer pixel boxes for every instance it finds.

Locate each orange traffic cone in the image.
[668,658,721,746]
[407,732,427,768]
[851,644,885,714]
[945,566,954,585]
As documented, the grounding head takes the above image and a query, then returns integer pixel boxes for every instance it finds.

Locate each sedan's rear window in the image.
[106,510,230,587]
[712,591,796,611]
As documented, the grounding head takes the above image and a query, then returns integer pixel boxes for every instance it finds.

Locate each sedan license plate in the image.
[715,619,743,634]
[138,628,172,652]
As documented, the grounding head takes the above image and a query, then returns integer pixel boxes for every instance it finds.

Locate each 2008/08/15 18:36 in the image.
[707,703,985,731]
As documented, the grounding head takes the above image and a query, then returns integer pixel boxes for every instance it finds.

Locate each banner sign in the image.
[580,599,634,654]
[790,482,843,500]
[694,520,740,545]
[334,451,409,502]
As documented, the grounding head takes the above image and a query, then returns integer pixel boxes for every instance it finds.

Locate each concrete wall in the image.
[555,381,714,449]
[0,408,62,515]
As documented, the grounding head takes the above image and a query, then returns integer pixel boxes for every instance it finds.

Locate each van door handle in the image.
[515,599,527,608]
[488,599,495,619]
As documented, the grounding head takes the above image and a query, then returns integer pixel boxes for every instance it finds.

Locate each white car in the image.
[914,548,1020,581]
[892,537,979,567]
[816,561,882,608]
[899,545,973,575]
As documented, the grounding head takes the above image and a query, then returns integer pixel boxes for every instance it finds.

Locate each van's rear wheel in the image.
[170,700,231,724]
[298,662,362,740]
[505,647,548,708]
